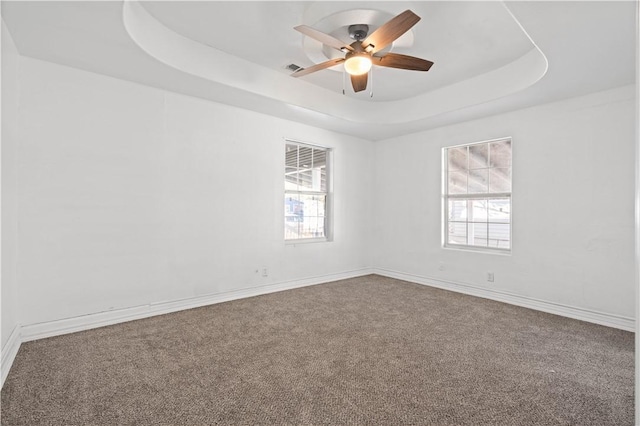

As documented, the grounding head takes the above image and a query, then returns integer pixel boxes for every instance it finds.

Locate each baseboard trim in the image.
[1,325,22,388]
[20,268,374,343]
[373,268,635,332]
[12,266,631,383]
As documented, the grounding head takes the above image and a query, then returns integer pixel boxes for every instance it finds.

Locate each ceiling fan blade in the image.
[294,25,354,52]
[373,53,434,71]
[291,58,345,78]
[350,73,368,93]
[362,10,421,54]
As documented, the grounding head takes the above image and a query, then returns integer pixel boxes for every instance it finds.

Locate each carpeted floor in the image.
[1,275,634,425]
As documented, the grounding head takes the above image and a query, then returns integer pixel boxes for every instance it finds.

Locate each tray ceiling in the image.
[1,1,636,141]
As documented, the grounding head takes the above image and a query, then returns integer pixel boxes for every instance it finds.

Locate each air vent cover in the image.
[286,63,302,72]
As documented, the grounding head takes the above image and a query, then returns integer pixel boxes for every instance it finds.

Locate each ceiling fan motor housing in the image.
[348,24,369,41]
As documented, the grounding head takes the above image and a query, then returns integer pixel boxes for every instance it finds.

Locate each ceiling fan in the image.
[291,10,434,93]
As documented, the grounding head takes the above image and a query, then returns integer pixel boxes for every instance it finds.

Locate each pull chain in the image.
[369,66,374,98]
[342,66,346,95]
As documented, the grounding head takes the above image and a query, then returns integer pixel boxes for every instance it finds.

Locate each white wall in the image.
[373,85,636,319]
[1,21,20,349]
[5,52,636,329]
[15,57,374,326]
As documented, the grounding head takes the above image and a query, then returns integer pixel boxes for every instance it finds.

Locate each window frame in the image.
[284,139,333,244]
[442,137,512,254]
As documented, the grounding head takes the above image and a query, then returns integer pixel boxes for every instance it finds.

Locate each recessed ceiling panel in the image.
[141,1,535,101]
[1,1,634,141]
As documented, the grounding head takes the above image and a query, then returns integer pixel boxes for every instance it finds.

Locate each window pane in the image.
[468,169,488,194]
[448,171,467,194]
[297,149,326,191]
[297,168,313,191]
[320,167,327,192]
[298,193,325,217]
[300,194,325,238]
[285,167,298,190]
[469,199,487,222]
[285,144,299,190]
[488,199,510,223]
[468,222,488,247]
[469,144,489,169]
[313,149,327,192]
[448,199,467,221]
[489,168,511,193]
[284,194,326,239]
[448,221,467,245]
[285,144,298,167]
[298,146,313,168]
[490,140,511,168]
[448,147,467,171]
[488,223,510,249]
[284,194,302,239]
[313,149,327,168]
[297,146,312,191]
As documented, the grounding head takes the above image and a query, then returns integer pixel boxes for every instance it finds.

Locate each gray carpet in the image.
[1,275,634,425]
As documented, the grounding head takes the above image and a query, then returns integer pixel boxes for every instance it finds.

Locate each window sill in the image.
[443,244,511,256]
[285,237,331,246]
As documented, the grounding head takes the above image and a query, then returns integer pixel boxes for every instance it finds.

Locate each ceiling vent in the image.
[285,63,302,72]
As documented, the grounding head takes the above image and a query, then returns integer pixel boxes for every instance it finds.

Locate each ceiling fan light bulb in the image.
[344,56,372,76]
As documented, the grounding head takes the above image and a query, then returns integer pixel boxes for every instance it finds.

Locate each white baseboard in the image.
[8,267,631,386]
[373,268,635,332]
[1,325,22,388]
[20,268,374,343]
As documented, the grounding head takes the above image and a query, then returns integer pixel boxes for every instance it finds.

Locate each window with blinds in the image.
[444,138,512,252]
[284,141,331,241]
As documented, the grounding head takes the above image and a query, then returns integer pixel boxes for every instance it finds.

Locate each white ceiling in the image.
[1,1,636,141]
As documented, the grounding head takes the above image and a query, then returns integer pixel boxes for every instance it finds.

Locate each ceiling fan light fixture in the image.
[344,54,372,76]
[291,10,432,93]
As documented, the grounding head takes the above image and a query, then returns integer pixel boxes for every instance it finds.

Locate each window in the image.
[284,141,331,241]
[444,138,512,251]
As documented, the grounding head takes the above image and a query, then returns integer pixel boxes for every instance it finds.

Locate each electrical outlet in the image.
[487,272,494,282]
[262,267,268,277]
[438,261,445,271]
